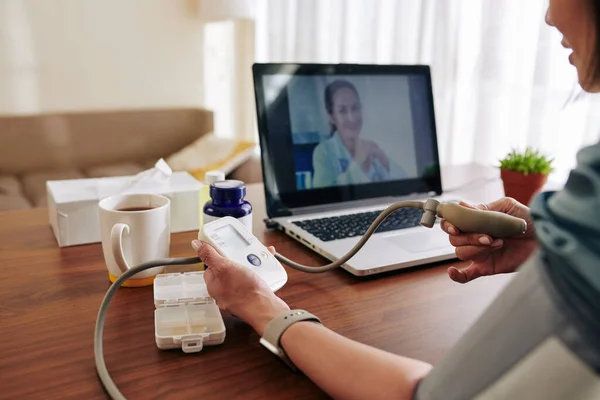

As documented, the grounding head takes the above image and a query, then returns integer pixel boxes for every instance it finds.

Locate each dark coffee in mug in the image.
[116,206,155,212]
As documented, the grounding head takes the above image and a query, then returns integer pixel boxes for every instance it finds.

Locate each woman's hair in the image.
[324,80,360,136]
[590,0,600,84]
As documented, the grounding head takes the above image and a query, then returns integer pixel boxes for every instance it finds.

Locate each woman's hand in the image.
[441,197,538,284]
[355,140,390,172]
[372,145,390,171]
[191,240,289,335]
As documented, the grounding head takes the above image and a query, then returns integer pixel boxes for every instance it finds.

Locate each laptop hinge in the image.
[285,191,437,217]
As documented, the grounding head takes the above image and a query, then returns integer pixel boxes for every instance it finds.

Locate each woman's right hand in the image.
[441,197,538,284]
[191,240,290,336]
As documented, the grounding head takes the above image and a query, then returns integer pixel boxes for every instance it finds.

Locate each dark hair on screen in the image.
[324,80,360,136]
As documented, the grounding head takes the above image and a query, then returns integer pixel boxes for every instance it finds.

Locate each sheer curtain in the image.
[0,0,38,113]
[253,0,600,183]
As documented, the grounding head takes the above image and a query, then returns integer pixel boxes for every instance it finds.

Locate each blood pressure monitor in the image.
[199,216,288,292]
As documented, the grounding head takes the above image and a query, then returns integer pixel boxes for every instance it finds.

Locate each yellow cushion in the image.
[166,132,256,182]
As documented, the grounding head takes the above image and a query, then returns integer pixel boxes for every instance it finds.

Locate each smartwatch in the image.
[259,310,322,371]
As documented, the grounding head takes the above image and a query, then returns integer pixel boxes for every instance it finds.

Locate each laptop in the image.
[252,63,459,276]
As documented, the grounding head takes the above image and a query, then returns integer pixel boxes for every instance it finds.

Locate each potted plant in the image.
[499,147,554,205]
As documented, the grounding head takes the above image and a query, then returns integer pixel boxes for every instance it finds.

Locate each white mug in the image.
[98,193,170,287]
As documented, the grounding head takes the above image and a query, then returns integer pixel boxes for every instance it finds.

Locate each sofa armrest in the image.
[228,153,263,184]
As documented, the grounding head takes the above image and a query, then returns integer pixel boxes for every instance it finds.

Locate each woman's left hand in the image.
[357,140,391,172]
[372,144,390,171]
[191,240,290,335]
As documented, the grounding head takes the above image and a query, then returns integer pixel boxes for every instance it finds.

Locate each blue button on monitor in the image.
[247,254,261,266]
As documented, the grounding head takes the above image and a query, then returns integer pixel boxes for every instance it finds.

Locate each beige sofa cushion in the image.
[85,162,145,178]
[0,175,23,195]
[0,175,31,211]
[22,169,85,207]
[229,153,263,184]
[0,109,213,175]
[0,108,214,212]
[0,194,32,211]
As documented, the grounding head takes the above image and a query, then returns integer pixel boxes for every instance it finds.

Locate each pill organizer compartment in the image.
[154,271,210,306]
[153,272,225,353]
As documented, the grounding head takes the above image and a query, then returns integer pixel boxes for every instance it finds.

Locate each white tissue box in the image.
[47,171,203,247]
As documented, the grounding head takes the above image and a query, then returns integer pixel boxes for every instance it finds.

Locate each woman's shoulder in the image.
[314,135,338,152]
[529,141,600,311]
[535,140,600,232]
[575,140,600,164]
[312,135,334,159]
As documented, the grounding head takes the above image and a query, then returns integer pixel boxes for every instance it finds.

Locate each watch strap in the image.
[259,310,321,371]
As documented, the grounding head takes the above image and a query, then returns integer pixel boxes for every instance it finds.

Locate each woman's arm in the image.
[337,160,371,185]
[388,158,408,179]
[280,321,432,400]
[311,143,336,188]
[313,141,370,187]
[194,241,432,400]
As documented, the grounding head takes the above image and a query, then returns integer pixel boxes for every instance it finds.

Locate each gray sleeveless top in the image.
[414,142,600,399]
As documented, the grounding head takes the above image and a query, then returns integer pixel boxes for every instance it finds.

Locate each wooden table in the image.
[0,165,516,399]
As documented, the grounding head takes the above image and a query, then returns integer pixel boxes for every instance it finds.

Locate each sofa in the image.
[0,108,263,212]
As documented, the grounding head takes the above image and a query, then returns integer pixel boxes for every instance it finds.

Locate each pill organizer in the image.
[153,271,225,353]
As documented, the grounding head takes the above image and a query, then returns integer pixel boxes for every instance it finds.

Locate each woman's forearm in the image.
[280,321,432,400]
[337,161,370,185]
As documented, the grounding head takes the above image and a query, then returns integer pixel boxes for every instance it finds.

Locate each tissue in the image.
[46,160,203,247]
[95,159,175,200]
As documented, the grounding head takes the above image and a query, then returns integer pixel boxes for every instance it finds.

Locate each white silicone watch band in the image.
[259,310,322,371]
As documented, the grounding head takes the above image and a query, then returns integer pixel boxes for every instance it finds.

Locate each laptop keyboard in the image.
[292,207,425,242]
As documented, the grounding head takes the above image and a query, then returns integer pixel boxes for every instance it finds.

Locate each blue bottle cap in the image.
[210,180,246,203]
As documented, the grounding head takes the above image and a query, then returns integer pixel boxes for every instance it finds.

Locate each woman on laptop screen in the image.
[311,79,408,188]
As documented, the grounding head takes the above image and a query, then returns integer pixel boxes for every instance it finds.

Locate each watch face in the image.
[259,338,282,355]
[260,311,321,372]
[260,338,296,371]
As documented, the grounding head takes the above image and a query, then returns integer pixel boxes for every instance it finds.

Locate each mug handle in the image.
[111,223,131,273]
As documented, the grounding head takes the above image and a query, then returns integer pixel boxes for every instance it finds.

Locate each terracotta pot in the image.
[500,169,548,205]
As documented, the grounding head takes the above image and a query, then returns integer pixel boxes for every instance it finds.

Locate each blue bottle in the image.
[203,180,253,232]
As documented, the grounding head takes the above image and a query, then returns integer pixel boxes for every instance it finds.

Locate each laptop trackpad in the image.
[385,230,450,253]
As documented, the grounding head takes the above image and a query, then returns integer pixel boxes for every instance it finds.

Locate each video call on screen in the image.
[261,73,438,195]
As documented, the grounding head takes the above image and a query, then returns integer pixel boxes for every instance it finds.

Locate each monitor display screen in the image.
[216,224,249,249]
[253,64,442,218]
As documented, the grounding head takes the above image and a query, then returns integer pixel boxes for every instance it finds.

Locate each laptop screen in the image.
[253,64,442,218]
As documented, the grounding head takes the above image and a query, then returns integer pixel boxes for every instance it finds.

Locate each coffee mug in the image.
[98,193,170,287]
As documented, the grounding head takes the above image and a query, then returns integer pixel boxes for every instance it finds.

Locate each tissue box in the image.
[47,171,203,247]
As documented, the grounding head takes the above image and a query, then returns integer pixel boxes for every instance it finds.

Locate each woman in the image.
[192,1,600,398]
[311,79,408,188]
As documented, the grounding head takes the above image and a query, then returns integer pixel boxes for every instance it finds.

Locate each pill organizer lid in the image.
[154,299,226,353]
[153,271,211,306]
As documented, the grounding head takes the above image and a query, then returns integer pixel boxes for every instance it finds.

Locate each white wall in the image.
[0,0,205,114]
[203,19,256,140]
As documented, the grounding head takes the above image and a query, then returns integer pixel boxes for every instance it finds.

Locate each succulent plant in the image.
[499,147,554,175]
